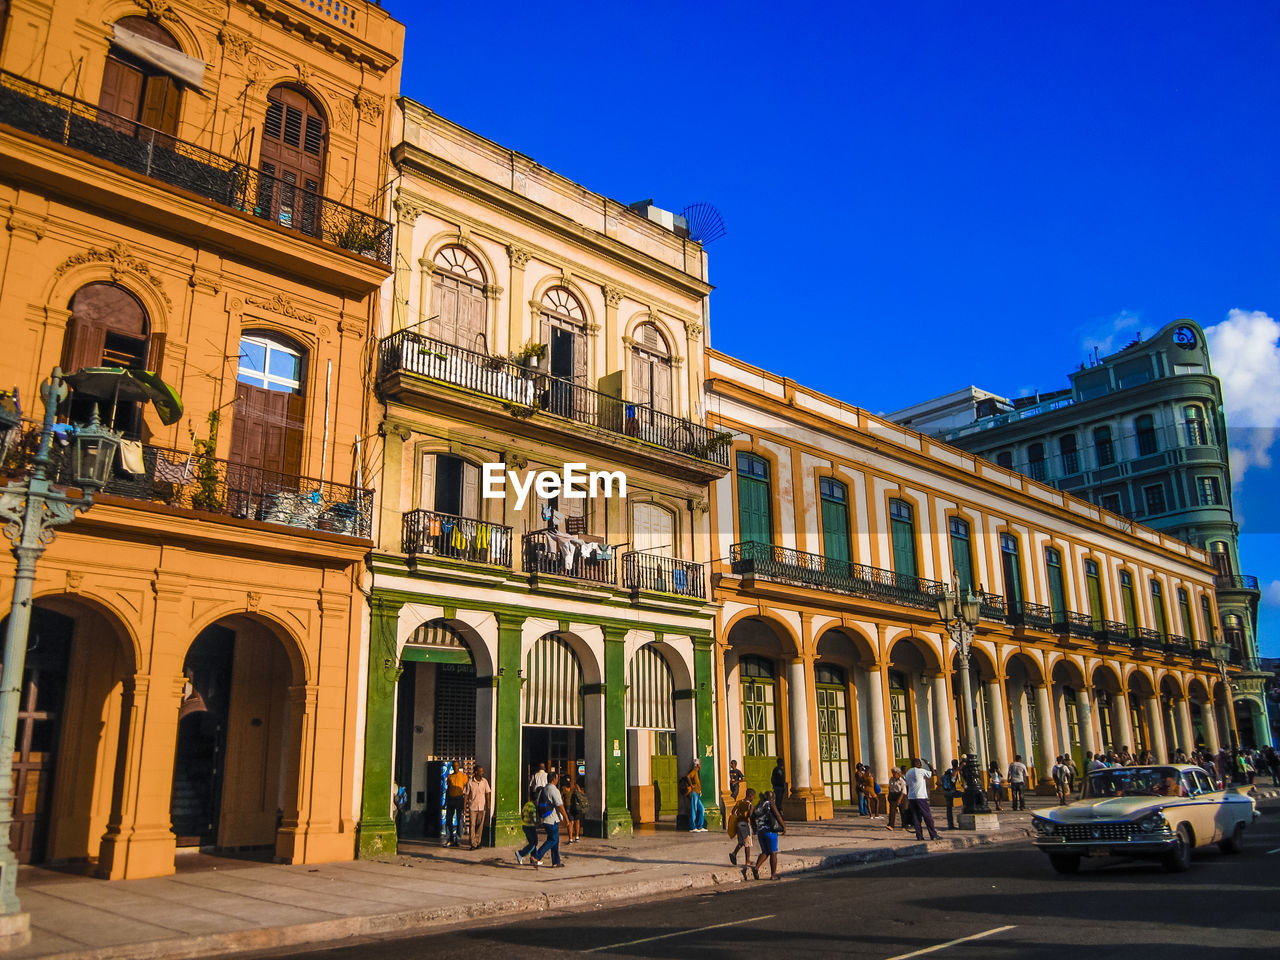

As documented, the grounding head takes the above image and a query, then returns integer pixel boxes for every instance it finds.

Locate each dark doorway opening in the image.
[522,726,583,799]
[170,625,234,847]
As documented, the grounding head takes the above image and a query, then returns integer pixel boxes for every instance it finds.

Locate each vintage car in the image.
[1031,763,1259,874]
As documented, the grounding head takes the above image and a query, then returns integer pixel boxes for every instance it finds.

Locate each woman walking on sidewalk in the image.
[564,776,588,843]
[685,758,708,832]
[728,787,755,865]
[750,790,786,880]
[885,767,907,829]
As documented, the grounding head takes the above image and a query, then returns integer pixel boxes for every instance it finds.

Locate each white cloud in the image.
[1204,309,1280,485]
[1263,579,1280,609]
[1081,310,1154,358]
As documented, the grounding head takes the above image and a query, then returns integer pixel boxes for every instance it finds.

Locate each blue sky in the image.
[386,1,1280,655]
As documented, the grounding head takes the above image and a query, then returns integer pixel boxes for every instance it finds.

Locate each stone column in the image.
[1203,698,1221,754]
[505,245,530,355]
[693,637,721,828]
[787,658,811,794]
[357,595,404,859]
[602,628,631,838]
[274,683,320,863]
[1034,683,1057,779]
[1145,696,1168,762]
[985,679,1010,768]
[1175,697,1195,756]
[391,198,422,330]
[1114,689,1134,753]
[491,612,526,845]
[931,673,954,769]
[1076,687,1095,756]
[865,664,890,785]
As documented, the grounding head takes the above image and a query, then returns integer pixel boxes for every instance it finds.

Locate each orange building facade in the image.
[0,0,402,878]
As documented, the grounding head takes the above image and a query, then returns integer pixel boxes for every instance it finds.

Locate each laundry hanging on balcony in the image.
[117,438,145,475]
[112,23,207,90]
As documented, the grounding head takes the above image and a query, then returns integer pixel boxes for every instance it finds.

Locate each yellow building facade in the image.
[0,0,402,877]
[706,351,1238,819]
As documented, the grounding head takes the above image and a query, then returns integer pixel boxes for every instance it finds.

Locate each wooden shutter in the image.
[1048,563,1066,618]
[891,518,917,579]
[736,475,771,545]
[146,331,166,375]
[139,74,180,135]
[653,361,672,414]
[61,315,107,374]
[282,392,305,476]
[1002,551,1023,606]
[951,535,973,591]
[821,498,850,563]
[630,353,649,404]
[433,277,459,345]
[1087,573,1105,626]
[460,284,486,352]
[418,453,436,511]
[99,57,144,130]
[572,329,587,384]
[461,462,478,518]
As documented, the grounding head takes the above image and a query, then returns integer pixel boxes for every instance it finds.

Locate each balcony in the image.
[1137,628,1166,651]
[1007,599,1053,631]
[1053,611,1096,640]
[1094,621,1131,644]
[1214,574,1260,592]
[52,443,371,538]
[378,331,732,473]
[1164,634,1192,655]
[976,592,1007,623]
[728,541,946,612]
[523,531,617,586]
[0,70,392,266]
[402,508,512,568]
[622,551,706,600]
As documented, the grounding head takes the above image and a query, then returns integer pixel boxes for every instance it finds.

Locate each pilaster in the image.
[601,627,632,838]
[356,595,403,859]
[692,636,721,828]
[491,611,526,845]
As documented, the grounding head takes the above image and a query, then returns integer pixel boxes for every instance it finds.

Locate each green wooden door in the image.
[736,454,772,545]
[890,500,917,579]
[651,753,678,816]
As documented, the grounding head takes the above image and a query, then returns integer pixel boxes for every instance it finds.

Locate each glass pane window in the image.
[1136,415,1157,456]
[1094,426,1115,467]
[1198,477,1222,506]
[1059,435,1079,475]
[1184,406,1206,445]
[1143,484,1167,515]
[237,334,302,393]
[1028,443,1047,481]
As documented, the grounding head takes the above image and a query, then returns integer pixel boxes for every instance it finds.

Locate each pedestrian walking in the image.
[444,763,468,847]
[854,762,869,816]
[859,764,881,818]
[529,762,548,793]
[564,775,588,843]
[771,757,787,804]
[1007,755,1028,811]
[686,758,708,831]
[530,770,567,867]
[941,759,961,828]
[886,767,907,829]
[750,789,786,880]
[728,759,744,799]
[728,787,756,866]
[905,757,940,841]
[463,764,492,849]
[1051,757,1070,805]
[514,787,541,865]
[988,761,1004,811]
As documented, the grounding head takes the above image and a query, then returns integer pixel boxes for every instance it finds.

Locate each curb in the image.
[30,828,1032,960]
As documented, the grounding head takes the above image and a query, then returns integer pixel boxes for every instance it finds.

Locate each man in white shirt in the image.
[531,771,568,867]
[1007,755,1028,810]
[904,758,940,841]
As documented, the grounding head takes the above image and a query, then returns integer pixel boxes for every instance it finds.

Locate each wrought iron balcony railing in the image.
[50,442,371,537]
[0,70,392,265]
[977,592,1007,623]
[728,541,946,611]
[379,330,733,466]
[1094,621,1131,644]
[1053,611,1096,640]
[622,551,706,599]
[1214,574,1260,591]
[1137,628,1166,650]
[523,531,617,586]
[1007,599,1053,631]
[1164,634,1192,655]
[402,508,512,568]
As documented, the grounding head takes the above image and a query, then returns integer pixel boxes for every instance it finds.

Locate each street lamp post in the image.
[937,583,995,827]
[0,368,118,946]
[1208,642,1241,782]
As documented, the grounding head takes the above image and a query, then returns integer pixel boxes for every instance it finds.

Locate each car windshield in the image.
[1084,766,1185,799]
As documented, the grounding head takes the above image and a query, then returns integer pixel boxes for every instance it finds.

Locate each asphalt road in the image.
[265,799,1280,959]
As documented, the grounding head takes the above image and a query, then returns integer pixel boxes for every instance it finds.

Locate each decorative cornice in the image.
[621,335,637,348]
[237,0,399,75]
[135,0,178,22]
[188,266,221,295]
[485,283,504,298]
[507,245,531,269]
[355,90,385,121]
[603,286,624,308]
[585,322,601,336]
[241,293,317,325]
[6,207,45,241]
[218,27,252,63]
[54,243,172,309]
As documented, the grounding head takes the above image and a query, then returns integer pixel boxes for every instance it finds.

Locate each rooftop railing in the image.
[0,70,391,265]
[622,550,706,599]
[1214,574,1259,591]
[379,329,732,466]
[51,443,371,538]
[402,508,512,568]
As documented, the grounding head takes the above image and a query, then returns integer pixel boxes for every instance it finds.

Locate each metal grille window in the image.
[433,662,477,760]
[889,670,912,767]
[1059,434,1079,475]
[1027,443,1047,481]
[523,634,583,726]
[815,664,850,803]
[1094,426,1115,466]
[1136,415,1157,456]
[740,656,776,758]
[1143,484,1167,516]
[996,451,1012,469]
[626,643,675,729]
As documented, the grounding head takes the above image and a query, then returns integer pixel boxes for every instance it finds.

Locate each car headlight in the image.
[1136,812,1167,834]
[1032,817,1057,835]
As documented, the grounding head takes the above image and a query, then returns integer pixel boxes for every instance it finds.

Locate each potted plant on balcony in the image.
[510,341,547,372]
[335,217,381,257]
[188,412,223,512]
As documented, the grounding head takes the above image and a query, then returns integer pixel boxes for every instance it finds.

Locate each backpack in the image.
[534,785,554,818]
[941,770,956,793]
[752,800,779,834]
[521,800,538,827]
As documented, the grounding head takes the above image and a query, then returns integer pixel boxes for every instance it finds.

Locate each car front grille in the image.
[1061,822,1136,842]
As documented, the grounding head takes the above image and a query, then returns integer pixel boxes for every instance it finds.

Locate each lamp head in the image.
[70,411,120,493]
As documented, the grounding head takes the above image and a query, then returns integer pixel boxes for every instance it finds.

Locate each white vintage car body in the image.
[1032,764,1259,873]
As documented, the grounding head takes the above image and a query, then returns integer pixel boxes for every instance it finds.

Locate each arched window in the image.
[63,283,159,434]
[540,287,587,416]
[1045,546,1066,620]
[630,322,673,414]
[631,501,676,556]
[430,246,487,351]
[230,331,306,477]
[1059,434,1079,475]
[949,516,973,592]
[1183,405,1206,445]
[98,17,182,137]
[996,451,1012,469]
[889,499,917,579]
[258,85,327,235]
[1027,443,1047,481]
[820,478,850,566]
[1094,425,1115,466]
[1000,533,1024,614]
[1085,559,1106,628]
[739,655,777,764]
[736,453,772,545]
[1135,414,1157,456]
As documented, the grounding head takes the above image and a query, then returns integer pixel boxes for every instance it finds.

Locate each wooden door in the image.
[260,87,326,235]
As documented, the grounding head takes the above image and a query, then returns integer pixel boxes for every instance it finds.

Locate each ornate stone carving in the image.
[136,0,177,21]
[620,335,636,348]
[354,91,384,121]
[188,266,221,295]
[296,63,313,86]
[585,323,601,336]
[507,245,531,269]
[6,208,45,241]
[243,293,316,325]
[393,197,426,224]
[378,420,412,442]
[65,571,84,591]
[335,97,354,132]
[218,27,251,63]
[54,243,172,309]
[246,591,262,611]
[603,286,624,308]
[485,283,504,298]
[684,320,704,339]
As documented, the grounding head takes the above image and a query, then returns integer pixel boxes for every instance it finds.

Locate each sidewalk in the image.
[14,787,1279,960]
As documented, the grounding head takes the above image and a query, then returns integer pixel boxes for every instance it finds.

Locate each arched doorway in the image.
[1126,671,1155,758]
[1,597,135,865]
[522,633,585,797]
[1090,665,1123,754]
[625,642,678,821]
[887,638,937,770]
[737,654,778,798]
[814,628,866,805]
[1051,660,1088,772]
[394,620,478,839]
[1005,654,1047,782]
[170,616,298,856]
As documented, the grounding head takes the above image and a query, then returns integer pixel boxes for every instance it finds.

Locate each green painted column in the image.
[357,594,404,859]
[693,635,722,829]
[602,627,632,838]
[492,611,526,845]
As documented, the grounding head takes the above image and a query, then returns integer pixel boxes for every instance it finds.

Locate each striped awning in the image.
[523,633,583,726]
[627,643,675,730]
[402,620,472,664]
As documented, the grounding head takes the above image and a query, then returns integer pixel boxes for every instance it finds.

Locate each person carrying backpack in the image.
[750,789,786,880]
[941,759,961,829]
[728,787,756,867]
[514,787,541,865]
